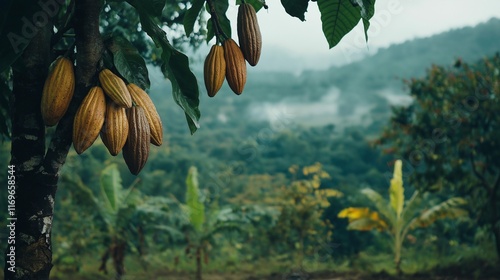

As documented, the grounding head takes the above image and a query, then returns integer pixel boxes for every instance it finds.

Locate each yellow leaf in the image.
[389,160,404,218]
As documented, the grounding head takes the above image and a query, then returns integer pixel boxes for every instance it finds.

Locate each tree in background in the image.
[338,160,469,274]
[182,166,254,280]
[269,163,342,267]
[1,0,376,278]
[377,55,500,261]
[64,164,182,279]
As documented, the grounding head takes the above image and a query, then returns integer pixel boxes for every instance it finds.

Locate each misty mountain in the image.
[150,17,500,134]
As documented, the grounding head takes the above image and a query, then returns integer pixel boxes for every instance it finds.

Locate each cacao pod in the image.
[237,3,262,66]
[41,56,75,126]
[127,83,163,146]
[101,101,129,156]
[223,39,247,95]
[203,45,226,97]
[99,69,133,108]
[73,86,106,154]
[123,106,150,175]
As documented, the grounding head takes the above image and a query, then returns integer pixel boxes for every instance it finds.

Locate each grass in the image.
[40,242,500,280]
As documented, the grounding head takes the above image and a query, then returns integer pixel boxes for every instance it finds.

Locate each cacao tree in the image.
[338,160,469,274]
[1,0,376,278]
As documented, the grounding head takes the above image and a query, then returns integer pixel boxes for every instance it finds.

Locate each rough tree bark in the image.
[4,0,103,278]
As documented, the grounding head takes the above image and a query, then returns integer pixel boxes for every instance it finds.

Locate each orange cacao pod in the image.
[123,106,150,175]
[223,39,247,95]
[73,86,106,154]
[237,3,262,66]
[127,83,163,146]
[101,101,129,156]
[203,45,226,97]
[99,69,133,108]
[41,56,75,126]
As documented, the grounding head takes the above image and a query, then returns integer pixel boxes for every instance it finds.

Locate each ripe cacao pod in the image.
[123,106,150,175]
[101,101,129,156]
[73,86,106,154]
[99,69,133,108]
[127,83,163,146]
[223,39,247,95]
[203,45,226,97]
[237,3,262,66]
[41,56,75,126]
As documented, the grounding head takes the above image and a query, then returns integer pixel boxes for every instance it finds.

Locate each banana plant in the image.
[64,164,182,280]
[182,166,250,280]
[338,160,469,274]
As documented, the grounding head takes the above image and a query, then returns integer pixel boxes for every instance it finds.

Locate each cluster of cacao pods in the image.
[204,2,262,97]
[41,57,163,175]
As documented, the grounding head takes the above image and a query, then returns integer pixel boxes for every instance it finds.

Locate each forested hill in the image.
[152,18,500,134]
[304,17,500,94]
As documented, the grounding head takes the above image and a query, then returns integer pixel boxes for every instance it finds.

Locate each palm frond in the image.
[408,197,468,230]
[361,188,396,226]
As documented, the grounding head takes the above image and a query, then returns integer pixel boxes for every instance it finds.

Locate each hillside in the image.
[149,18,500,134]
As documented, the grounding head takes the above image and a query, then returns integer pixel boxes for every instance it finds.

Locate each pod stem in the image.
[206,0,229,43]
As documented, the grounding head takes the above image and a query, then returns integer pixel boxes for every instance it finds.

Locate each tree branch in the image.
[43,0,104,176]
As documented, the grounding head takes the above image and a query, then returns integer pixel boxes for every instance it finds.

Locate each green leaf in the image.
[186,166,205,232]
[127,0,166,18]
[163,49,201,134]
[205,0,231,43]
[359,0,376,42]
[361,188,396,226]
[100,164,123,213]
[138,11,200,134]
[280,0,309,21]
[347,217,386,231]
[0,0,44,72]
[317,0,367,48]
[105,35,150,89]
[184,0,206,36]
[409,197,468,230]
[389,159,404,218]
[236,0,265,12]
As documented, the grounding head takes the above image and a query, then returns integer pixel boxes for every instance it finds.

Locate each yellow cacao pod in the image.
[223,39,247,95]
[127,83,163,146]
[237,3,262,66]
[123,106,150,175]
[203,45,226,97]
[99,69,133,108]
[101,101,129,156]
[73,86,106,154]
[41,56,75,126]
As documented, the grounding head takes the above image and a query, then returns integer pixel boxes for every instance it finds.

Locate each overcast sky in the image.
[225,0,500,66]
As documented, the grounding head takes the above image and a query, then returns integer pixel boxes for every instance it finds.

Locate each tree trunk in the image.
[394,232,402,276]
[112,241,126,280]
[195,247,203,280]
[3,21,53,280]
[3,0,103,278]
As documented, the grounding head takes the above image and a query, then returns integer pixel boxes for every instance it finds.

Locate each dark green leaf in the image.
[359,0,376,42]
[281,0,309,21]
[184,0,206,36]
[138,11,200,134]
[317,0,365,48]
[236,0,265,12]
[162,50,201,134]
[127,0,165,18]
[105,35,150,89]
[0,0,46,73]
[205,0,231,43]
